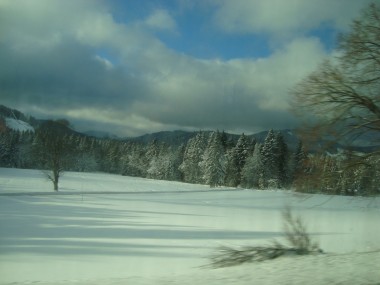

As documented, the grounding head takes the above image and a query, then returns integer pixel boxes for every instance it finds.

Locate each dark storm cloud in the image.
[134,82,298,133]
[0,42,147,113]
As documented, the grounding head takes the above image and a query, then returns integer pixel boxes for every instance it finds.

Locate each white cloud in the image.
[212,0,372,38]
[94,55,114,70]
[144,9,177,32]
[133,36,327,133]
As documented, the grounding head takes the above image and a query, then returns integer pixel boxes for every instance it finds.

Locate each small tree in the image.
[33,120,73,191]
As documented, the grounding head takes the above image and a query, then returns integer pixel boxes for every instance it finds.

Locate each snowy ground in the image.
[0,168,379,284]
[4,118,34,132]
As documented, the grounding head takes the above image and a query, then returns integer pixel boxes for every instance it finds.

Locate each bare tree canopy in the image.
[291,3,380,148]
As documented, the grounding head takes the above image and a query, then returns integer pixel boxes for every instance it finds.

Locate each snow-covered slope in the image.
[0,168,379,285]
[5,117,34,132]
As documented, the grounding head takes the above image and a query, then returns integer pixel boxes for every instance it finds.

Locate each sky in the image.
[0,0,373,137]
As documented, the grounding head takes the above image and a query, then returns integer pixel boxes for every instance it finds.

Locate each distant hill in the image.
[0,105,82,136]
[83,130,121,139]
[1,104,378,153]
[0,105,29,122]
[0,105,40,129]
[126,130,198,146]
[249,129,299,149]
[125,129,301,150]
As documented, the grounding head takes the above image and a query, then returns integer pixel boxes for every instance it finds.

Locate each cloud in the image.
[134,37,326,133]
[0,0,345,137]
[211,0,372,39]
[0,41,148,111]
[144,9,177,32]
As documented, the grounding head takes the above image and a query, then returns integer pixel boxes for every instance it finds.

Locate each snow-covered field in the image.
[0,168,379,285]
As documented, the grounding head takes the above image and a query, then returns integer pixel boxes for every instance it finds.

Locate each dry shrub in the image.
[209,207,322,268]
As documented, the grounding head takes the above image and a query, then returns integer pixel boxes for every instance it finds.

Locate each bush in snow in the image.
[208,207,322,268]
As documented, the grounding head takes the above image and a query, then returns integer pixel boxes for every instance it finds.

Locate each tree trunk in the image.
[53,180,58,191]
[53,169,59,191]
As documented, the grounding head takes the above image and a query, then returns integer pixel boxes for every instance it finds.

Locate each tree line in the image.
[1,122,378,195]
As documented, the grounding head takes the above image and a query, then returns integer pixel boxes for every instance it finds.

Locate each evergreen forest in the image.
[1,113,379,196]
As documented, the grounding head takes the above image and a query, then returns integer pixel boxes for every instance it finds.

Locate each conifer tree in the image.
[0,131,20,167]
[290,140,308,184]
[260,130,288,188]
[146,139,163,179]
[120,142,146,177]
[241,143,264,189]
[200,132,226,187]
[179,132,207,183]
[225,134,252,187]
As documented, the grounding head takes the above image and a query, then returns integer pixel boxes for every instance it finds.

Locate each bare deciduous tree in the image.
[33,120,73,191]
[291,3,380,150]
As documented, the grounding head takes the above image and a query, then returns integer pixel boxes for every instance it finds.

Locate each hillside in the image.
[4,118,34,132]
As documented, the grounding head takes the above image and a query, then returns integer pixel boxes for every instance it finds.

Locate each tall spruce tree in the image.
[200,132,226,187]
[225,134,252,187]
[290,140,307,183]
[260,130,288,188]
[241,143,264,189]
[146,139,162,179]
[179,132,207,183]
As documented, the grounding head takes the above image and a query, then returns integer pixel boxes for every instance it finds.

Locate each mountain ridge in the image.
[1,105,378,153]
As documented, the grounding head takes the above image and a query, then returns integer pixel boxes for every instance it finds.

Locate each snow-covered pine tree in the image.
[364,155,380,196]
[71,136,99,172]
[294,141,307,172]
[147,145,184,181]
[16,130,35,169]
[164,144,185,181]
[275,132,289,186]
[0,130,20,167]
[120,142,147,177]
[224,134,252,187]
[313,154,344,195]
[146,139,163,179]
[287,140,307,188]
[179,132,207,184]
[220,130,235,151]
[200,131,226,187]
[241,143,264,189]
[106,140,122,174]
[260,130,288,188]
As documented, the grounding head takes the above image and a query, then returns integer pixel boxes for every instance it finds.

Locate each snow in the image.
[0,168,379,284]
[5,118,34,132]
